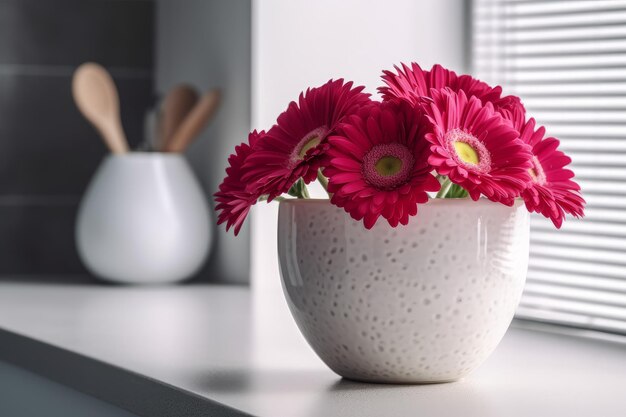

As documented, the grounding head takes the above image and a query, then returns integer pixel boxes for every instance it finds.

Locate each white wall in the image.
[251,0,467,367]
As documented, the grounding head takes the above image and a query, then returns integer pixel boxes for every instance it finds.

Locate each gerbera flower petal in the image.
[378,62,525,116]
[424,88,533,202]
[515,117,586,228]
[325,101,440,229]
[214,130,266,235]
[243,79,371,199]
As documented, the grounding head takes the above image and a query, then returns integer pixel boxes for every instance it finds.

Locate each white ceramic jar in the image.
[278,198,529,383]
[76,154,212,284]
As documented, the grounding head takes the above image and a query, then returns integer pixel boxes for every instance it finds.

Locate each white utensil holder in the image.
[76,153,212,284]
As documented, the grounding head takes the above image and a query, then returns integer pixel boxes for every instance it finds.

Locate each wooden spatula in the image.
[158,84,199,151]
[72,63,129,154]
[163,89,221,153]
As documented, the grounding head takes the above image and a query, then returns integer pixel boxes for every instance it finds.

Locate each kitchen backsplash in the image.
[0,0,154,278]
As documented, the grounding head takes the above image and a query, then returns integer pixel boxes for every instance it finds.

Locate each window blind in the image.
[472,0,626,335]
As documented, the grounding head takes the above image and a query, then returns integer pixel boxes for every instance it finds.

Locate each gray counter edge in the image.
[0,328,252,417]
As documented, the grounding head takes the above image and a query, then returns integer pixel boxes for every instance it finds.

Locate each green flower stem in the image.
[317,169,332,198]
[287,178,310,199]
[436,177,453,198]
[317,169,329,191]
[447,183,469,199]
[301,183,310,199]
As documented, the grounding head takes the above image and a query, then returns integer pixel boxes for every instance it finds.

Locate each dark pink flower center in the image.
[529,155,547,185]
[362,143,414,190]
[288,126,329,168]
[444,129,491,173]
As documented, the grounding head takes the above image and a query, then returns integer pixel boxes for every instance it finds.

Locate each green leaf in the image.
[446,183,469,199]
[287,180,302,197]
[287,178,310,199]
[435,177,453,198]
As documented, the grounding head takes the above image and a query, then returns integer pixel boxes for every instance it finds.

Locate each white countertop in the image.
[0,282,625,417]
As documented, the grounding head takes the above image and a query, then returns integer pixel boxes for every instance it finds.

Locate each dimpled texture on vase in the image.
[278,199,529,383]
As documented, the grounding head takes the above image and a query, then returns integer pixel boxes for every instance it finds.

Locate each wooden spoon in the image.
[158,84,199,151]
[163,89,221,153]
[72,62,129,154]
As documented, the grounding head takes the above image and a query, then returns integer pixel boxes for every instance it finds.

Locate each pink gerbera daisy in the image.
[425,88,533,202]
[243,79,371,199]
[325,101,440,229]
[214,130,265,235]
[500,103,527,132]
[379,62,523,114]
[517,118,585,228]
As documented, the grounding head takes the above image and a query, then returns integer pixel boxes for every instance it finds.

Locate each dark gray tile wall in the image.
[0,0,154,278]
[0,1,153,68]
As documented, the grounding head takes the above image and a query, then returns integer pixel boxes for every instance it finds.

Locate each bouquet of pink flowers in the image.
[215,63,585,235]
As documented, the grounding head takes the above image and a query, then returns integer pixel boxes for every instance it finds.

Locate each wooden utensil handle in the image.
[164,89,221,153]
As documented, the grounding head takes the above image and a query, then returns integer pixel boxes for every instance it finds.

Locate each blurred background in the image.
[0,0,251,283]
[0,0,623,334]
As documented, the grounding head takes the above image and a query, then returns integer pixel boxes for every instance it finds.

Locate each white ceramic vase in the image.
[278,199,529,383]
[76,154,212,284]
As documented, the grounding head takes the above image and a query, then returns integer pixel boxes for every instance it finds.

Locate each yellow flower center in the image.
[288,126,329,169]
[453,141,480,165]
[298,136,322,159]
[363,143,414,190]
[375,156,403,176]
